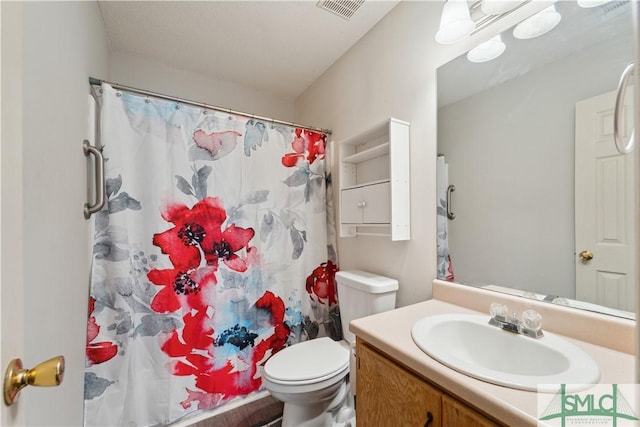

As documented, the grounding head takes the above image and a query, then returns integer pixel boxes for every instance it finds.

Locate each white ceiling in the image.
[98,1,399,99]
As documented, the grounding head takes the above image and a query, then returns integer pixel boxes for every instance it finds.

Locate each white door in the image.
[1,2,90,424]
[575,88,636,311]
[1,2,26,425]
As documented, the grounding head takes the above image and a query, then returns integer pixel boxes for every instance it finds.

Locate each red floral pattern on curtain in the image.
[84,84,339,426]
[86,297,118,366]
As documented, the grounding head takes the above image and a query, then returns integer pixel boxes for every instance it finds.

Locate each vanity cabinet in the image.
[442,395,498,427]
[338,118,410,241]
[357,339,441,426]
[356,340,503,427]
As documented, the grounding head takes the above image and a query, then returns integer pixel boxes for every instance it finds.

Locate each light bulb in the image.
[435,0,475,44]
[513,4,561,40]
[467,34,506,63]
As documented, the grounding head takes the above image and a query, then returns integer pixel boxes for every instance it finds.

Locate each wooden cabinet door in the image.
[442,394,500,427]
[357,342,442,427]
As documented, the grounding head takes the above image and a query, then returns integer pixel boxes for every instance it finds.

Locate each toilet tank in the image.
[336,270,399,345]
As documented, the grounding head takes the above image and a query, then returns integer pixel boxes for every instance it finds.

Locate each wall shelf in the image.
[342,178,390,192]
[338,118,410,241]
[342,143,390,164]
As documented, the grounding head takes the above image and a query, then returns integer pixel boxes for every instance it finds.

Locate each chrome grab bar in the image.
[446,184,456,220]
[83,140,105,219]
[614,62,635,154]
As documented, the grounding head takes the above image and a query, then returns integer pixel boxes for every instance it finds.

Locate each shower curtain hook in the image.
[172,96,182,110]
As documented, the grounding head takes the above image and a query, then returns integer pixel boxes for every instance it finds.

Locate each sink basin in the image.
[411,314,600,392]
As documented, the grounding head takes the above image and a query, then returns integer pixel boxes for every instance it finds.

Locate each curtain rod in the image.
[89,77,332,136]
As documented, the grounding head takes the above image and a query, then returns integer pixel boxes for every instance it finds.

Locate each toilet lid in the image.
[264,337,349,382]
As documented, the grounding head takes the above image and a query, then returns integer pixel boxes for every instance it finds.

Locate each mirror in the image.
[437,1,635,319]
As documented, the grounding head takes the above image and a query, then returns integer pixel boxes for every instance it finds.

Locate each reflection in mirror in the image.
[437,1,635,319]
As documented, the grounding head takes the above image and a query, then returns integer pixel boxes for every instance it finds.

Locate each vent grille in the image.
[317,0,365,20]
[592,1,630,24]
[601,0,628,13]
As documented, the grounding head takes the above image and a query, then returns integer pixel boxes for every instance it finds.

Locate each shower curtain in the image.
[84,83,340,426]
[437,155,454,281]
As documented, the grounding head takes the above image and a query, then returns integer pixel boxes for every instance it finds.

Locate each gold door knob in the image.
[578,250,594,262]
[4,356,65,406]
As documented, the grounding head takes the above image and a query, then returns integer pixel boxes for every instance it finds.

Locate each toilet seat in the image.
[262,270,397,427]
[264,337,349,386]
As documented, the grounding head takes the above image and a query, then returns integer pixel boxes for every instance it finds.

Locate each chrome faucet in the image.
[489,303,544,339]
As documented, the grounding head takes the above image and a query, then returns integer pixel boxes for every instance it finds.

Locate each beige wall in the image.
[111,52,296,121]
[20,1,110,425]
[295,2,445,307]
[295,1,548,307]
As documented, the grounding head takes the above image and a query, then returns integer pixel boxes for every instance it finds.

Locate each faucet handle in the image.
[521,309,542,331]
[489,302,508,319]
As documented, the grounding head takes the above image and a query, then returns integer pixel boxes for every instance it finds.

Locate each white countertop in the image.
[350,299,635,426]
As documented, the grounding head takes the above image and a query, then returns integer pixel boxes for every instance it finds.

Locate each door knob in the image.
[578,250,594,262]
[4,356,65,405]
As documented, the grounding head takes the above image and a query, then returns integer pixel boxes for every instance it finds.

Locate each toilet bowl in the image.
[263,337,351,426]
[263,270,398,427]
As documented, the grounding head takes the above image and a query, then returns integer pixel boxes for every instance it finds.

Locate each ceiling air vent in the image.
[601,0,628,13]
[317,0,365,20]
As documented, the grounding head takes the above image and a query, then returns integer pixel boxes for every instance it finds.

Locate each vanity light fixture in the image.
[576,0,612,8]
[435,0,528,45]
[466,34,506,62]
[435,0,475,44]
[481,0,523,15]
[513,4,562,40]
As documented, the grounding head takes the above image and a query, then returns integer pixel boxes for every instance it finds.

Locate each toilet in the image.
[263,270,399,426]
